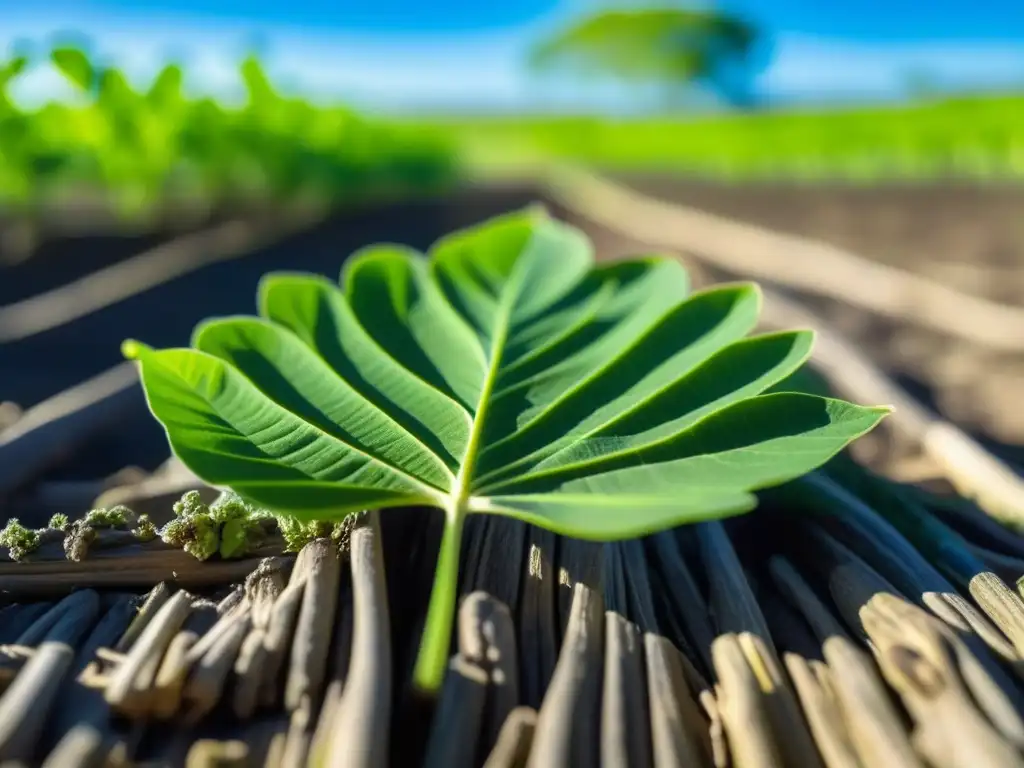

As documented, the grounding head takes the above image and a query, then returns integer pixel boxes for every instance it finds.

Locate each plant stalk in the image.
[413,506,467,693]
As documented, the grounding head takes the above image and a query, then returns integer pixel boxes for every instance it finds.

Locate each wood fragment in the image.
[483,707,537,768]
[528,582,604,768]
[422,655,490,768]
[785,654,860,768]
[104,588,192,717]
[184,738,250,768]
[823,635,921,767]
[863,593,1024,766]
[183,608,252,723]
[518,530,559,709]
[712,633,784,768]
[645,633,714,768]
[15,590,100,647]
[458,591,519,758]
[0,642,75,763]
[285,538,341,712]
[602,611,652,768]
[321,512,391,768]
[115,583,170,653]
[151,630,198,719]
[40,724,105,768]
[258,583,304,708]
[232,628,269,719]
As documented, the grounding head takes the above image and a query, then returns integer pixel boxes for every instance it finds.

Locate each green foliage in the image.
[0,44,456,215]
[0,518,41,560]
[124,208,888,691]
[531,7,765,107]
[444,95,1024,182]
[47,512,70,531]
[84,505,130,528]
[132,514,158,542]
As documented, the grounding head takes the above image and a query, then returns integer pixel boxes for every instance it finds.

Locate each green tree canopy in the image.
[530,7,768,108]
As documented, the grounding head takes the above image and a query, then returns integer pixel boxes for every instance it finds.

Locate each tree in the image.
[530,7,769,109]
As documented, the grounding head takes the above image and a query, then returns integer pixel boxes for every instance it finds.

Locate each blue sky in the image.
[4,0,1024,112]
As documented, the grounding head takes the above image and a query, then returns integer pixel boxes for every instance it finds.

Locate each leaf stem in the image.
[412,503,466,693]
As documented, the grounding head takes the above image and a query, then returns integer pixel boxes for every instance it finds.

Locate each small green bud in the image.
[132,514,157,542]
[48,513,70,531]
[0,518,41,561]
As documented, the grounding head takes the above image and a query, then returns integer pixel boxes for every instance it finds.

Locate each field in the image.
[436,94,1024,181]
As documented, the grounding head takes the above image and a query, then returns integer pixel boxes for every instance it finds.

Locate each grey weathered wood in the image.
[40,724,105,768]
[0,642,75,762]
[285,538,341,712]
[645,633,713,768]
[528,582,604,768]
[152,629,198,719]
[602,611,652,768]
[104,589,192,717]
[15,590,100,647]
[115,583,170,652]
[712,633,783,768]
[863,593,1024,768]
[519,529,559,710]
[458,591,519,758]
[183,608,252,723]
[785,654,860,768]
[483,707,537,768]
[823,635,922,767]
[258,583,305,708]
[423,656,490,768]
[322,512,391,768]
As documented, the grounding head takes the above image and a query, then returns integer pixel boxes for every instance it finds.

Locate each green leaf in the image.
[123,208,889,692]
[50,46,96,91]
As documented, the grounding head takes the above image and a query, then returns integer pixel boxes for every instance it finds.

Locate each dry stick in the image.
[151,629,198,719]
[285,538,341,712]
[258,583,305,709]
[483,707,538,768]
[422,656,490,768]
[548,167,1024,525]
[0,209,324,343]
[545,164,1024,351]
[712,633,784,768]
[40,725,105,768]
[602,611,653,768]
[528,582,604,768]
[823,635,923,768]
[0,547,283,596]
[698,523,824,768]
[458,592,520,759]
[0,643,75,763]
[810,526,1024,748]
[799,489,1024,686]
[323,512,391,768]
[645,633,714,768]
[183,606,252,723]
[786,657,861,768]
[307,582,354,767]
[104,589,192,717]
[650,531,717,674]
[556,537,603,638]
[863,593,1024,768]
[14,589,100,647]
[115,583,171,653]
[518,529,559,710]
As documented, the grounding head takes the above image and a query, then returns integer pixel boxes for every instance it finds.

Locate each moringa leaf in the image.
[123,207,889,691]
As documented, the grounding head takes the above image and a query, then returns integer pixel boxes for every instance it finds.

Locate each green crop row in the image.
[436,95,1024,182]
[0,47,457,218]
